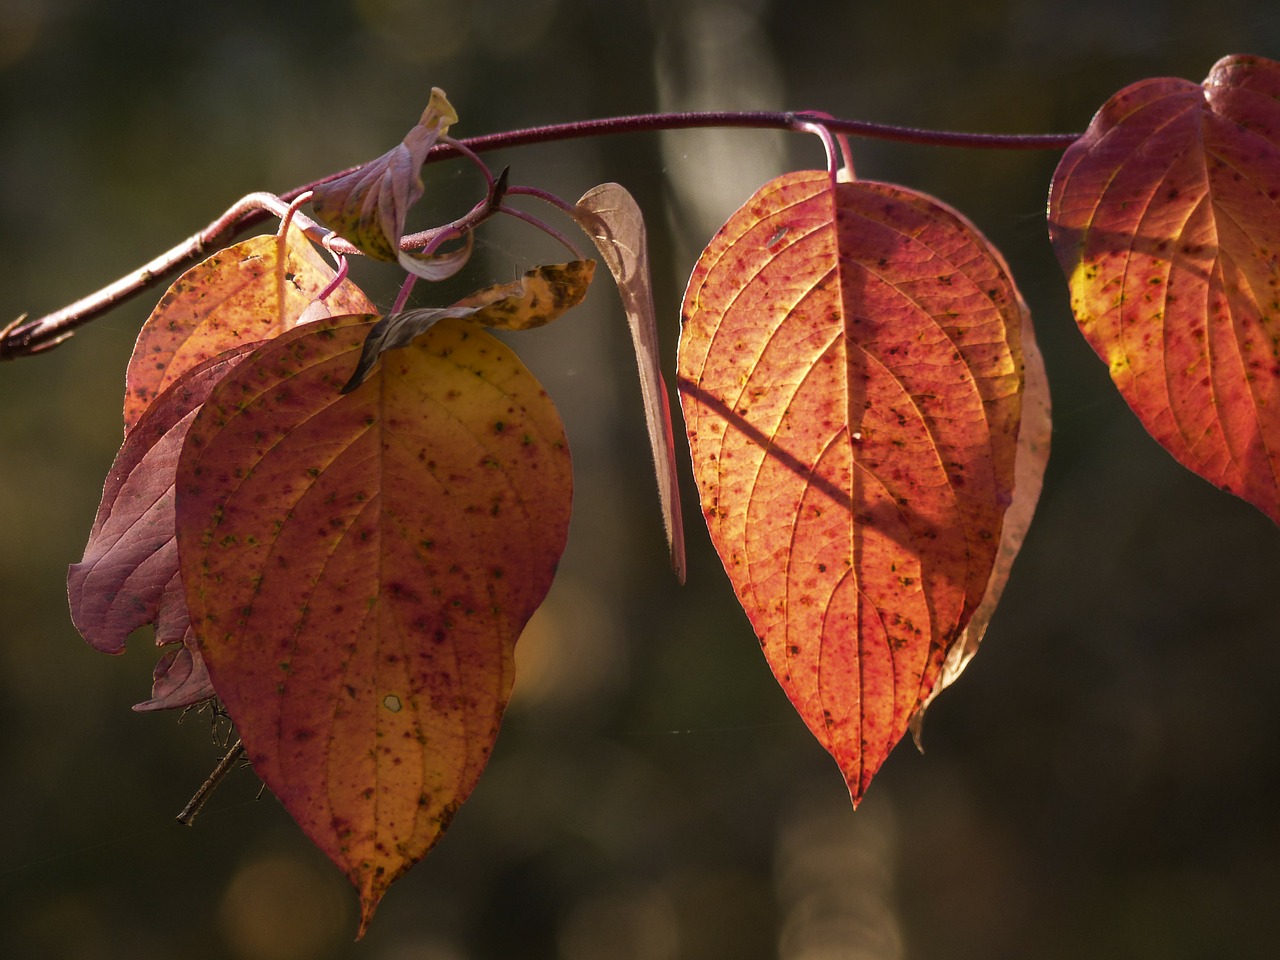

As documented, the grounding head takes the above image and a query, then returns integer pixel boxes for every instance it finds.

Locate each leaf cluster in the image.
[46,54,1280,934]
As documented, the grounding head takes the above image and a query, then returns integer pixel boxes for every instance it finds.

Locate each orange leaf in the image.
[678,170,1026,803]
[911,294,1051,744]
[124,225,373,432]
[1048,53,1280,523]
[175,313,571,935]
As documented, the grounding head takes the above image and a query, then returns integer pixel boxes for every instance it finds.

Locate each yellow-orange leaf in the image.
[679,170,1027,802]
[339,261,595,392]
[124,225,373,433]
[452,260,596,330]
[176,314,571,935]
[1049,53,1280,523]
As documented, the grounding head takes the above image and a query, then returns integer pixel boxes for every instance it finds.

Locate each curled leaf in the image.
[310,88,459,263]
[133,635,213,713]
[341,261,595,392]
[451,260,596,330]
[398,229,475,282]
[574,182,687,581]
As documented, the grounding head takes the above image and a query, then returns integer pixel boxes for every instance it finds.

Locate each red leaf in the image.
[69,348,253,670]
[176,313,572,934]
[679,170,1027,803]
[124,226,373,433]
[1049,53,1280,523]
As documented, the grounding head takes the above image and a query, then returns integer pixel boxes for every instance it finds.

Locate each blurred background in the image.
[3,1,1280,957]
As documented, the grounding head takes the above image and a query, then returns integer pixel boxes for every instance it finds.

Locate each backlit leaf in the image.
[679,170,1026,803]
[911,296,1051,744]
[1048,53,1280,523]
[340,260,595,392]
[310,88,462,270]
[575,183,687,581]
[451,260,596,330]
[176,313,572,935]
[69,347,253,704]
[124,225,373,433]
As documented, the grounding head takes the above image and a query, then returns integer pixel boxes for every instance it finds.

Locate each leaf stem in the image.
[2,110,1080,360]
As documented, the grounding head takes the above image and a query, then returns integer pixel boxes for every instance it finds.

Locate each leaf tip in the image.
[354,893,382,941]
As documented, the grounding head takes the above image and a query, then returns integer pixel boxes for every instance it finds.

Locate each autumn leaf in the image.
[134,633,213,713]
[340,260,595,391]
[574,182,687,581]
[310,88,472,281]
[679,170,1026,803]
[69,347,254,706]
[1048,53,1280,524]
[175,313,572,935]
[450,259,596,330]
[124,225,373,433]
[910,295,1051,745]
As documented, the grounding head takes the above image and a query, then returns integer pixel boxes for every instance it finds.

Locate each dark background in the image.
[3,2,1280,958]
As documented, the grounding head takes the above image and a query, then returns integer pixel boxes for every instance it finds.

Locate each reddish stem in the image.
[428,111,1079,158]
[1,110,1080,360]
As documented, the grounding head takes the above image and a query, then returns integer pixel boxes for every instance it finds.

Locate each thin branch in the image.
[1,192,334,360]
[2,110,1081,361]
[425,110,1081,159]
[176,737,246,826]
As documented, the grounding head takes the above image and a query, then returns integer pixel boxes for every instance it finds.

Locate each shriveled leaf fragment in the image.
[133,634,213,713]
[341,261,595,392]
[1049,53,1280,523]
[452,260,596,330]
[124,225,373,432]
[910,298,1051,745]
[176,313,572,936]
[310,88,471,280]
[399,230,475,282]
[679,170,1026,803]
[70,347,253,704]
[575,183,687,581]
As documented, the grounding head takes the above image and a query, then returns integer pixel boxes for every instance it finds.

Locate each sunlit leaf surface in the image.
[176,313,572,933]
[679,170,1027,802]
[341,260,595,391]
[911,298,1051,743]
[1049,53,1280,523]
[124,226,372,432]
